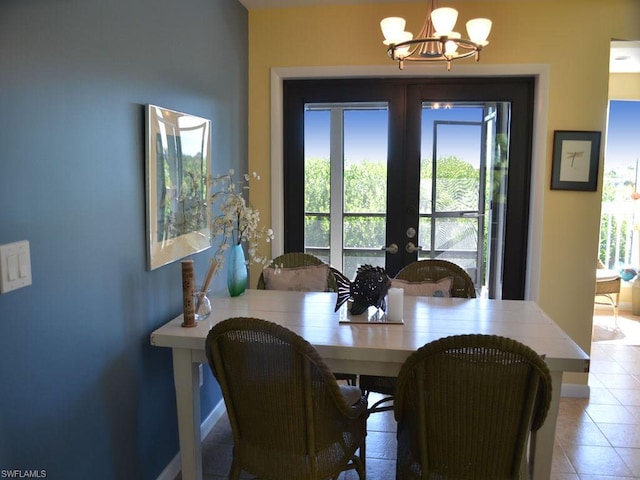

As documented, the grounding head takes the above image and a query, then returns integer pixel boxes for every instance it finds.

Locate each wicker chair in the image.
[257,252,354,384]
[360,259,477,414]
[206,317,367,480]
[595,259,621,325]
[256,252,338,292]
[394,258,477,298]
[395,334,552,480]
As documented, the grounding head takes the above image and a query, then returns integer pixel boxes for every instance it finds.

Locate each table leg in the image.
[531,370,562,480]
[172,348,202,480]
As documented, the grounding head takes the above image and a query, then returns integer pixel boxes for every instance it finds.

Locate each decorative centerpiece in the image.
[204,170,273,297]
[332,265,391,315]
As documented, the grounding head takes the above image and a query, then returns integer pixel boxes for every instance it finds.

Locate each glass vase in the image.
[227,244,248,297]
[193,290,212,321]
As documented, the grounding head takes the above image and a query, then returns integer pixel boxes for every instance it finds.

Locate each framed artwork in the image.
[550,130,601,191]
[145,105,212,270]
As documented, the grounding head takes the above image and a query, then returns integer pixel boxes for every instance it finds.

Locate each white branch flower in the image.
[208,170,274,276]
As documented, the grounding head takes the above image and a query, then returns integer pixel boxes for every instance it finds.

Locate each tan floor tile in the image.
[592,373,640,390]
[589,344,614,361]
[578,476,638,480]
[563,445,633,476]
[552,442,576,474]
[555,418,609,447]
[588,374,605,389]
[626,405,640,422]
[337,457,395,480]
[549,474,579,480]
[603,346,640,363]
[363,430,396,461]
[598,423,640,448]
[559,399,591,422]
[594,342,640,361]
[365,406,396,433]
[615,447,640,476]
[620,360,640,375]
[585,404,640,424]
[589,360,629,375]
[610,388,640,406]
[588,387,623,405]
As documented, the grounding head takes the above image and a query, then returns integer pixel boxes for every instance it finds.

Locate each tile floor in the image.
[185,310,640,480]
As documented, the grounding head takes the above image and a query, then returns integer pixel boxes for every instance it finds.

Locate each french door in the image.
[283,77,534,299]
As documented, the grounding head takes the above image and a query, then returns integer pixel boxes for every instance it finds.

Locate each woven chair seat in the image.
[595,269,621,294]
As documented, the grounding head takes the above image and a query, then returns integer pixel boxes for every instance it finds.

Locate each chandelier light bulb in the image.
[395,31,414,58]
[380,17,407,44]
[445,32,461,56]
[430,7,458,36]
[466,18,492,45]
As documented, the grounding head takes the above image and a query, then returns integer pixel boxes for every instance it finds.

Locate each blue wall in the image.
[0,0,247,478]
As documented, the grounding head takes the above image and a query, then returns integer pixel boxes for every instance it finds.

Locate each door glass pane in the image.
[304,103,388,279]
[344,108,388,277]
[418,102,510,297]
[434,123,482,212]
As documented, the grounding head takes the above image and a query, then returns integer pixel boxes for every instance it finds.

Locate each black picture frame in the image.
[550,130,601,191]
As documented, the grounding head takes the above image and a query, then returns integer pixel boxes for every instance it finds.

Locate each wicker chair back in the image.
[395,334,551,479]
[256,252,338,292]
[206,317,366,480]
[395,259,477,298]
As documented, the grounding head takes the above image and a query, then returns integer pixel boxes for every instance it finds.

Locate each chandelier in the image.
[380,0,492,71]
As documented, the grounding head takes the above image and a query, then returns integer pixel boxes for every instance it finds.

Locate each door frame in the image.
[269,64,550,302]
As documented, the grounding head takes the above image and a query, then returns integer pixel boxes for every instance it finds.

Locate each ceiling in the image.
[237,0,640,73]
[238,0,400,8]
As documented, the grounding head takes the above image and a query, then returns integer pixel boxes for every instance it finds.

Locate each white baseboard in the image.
[155,399,227,480]
[561,383,590,398]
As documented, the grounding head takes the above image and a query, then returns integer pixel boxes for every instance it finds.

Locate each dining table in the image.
[150,289,590,480]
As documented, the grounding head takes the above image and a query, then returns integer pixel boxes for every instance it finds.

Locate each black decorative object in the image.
[332,265,392,315]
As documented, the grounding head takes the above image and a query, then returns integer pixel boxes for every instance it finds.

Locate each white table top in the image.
[151,289,589,375]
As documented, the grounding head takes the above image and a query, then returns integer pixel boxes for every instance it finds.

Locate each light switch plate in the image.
[0,240,32,293]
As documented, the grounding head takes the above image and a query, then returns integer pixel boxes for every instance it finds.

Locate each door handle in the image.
[382,243,399,254]
[405,242,423,253]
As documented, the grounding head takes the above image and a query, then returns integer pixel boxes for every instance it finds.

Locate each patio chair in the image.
[206,317,367,480]
[395,334,551,479]
[595,259,621,327]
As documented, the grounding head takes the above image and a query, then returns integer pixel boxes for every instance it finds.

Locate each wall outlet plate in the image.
[0,240,32,294]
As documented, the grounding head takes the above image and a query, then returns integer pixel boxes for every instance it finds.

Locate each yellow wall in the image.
[247,0,640,379]
[610,72,640,100]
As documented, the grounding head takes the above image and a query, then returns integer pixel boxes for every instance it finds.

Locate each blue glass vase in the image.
[227,244,248,297]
